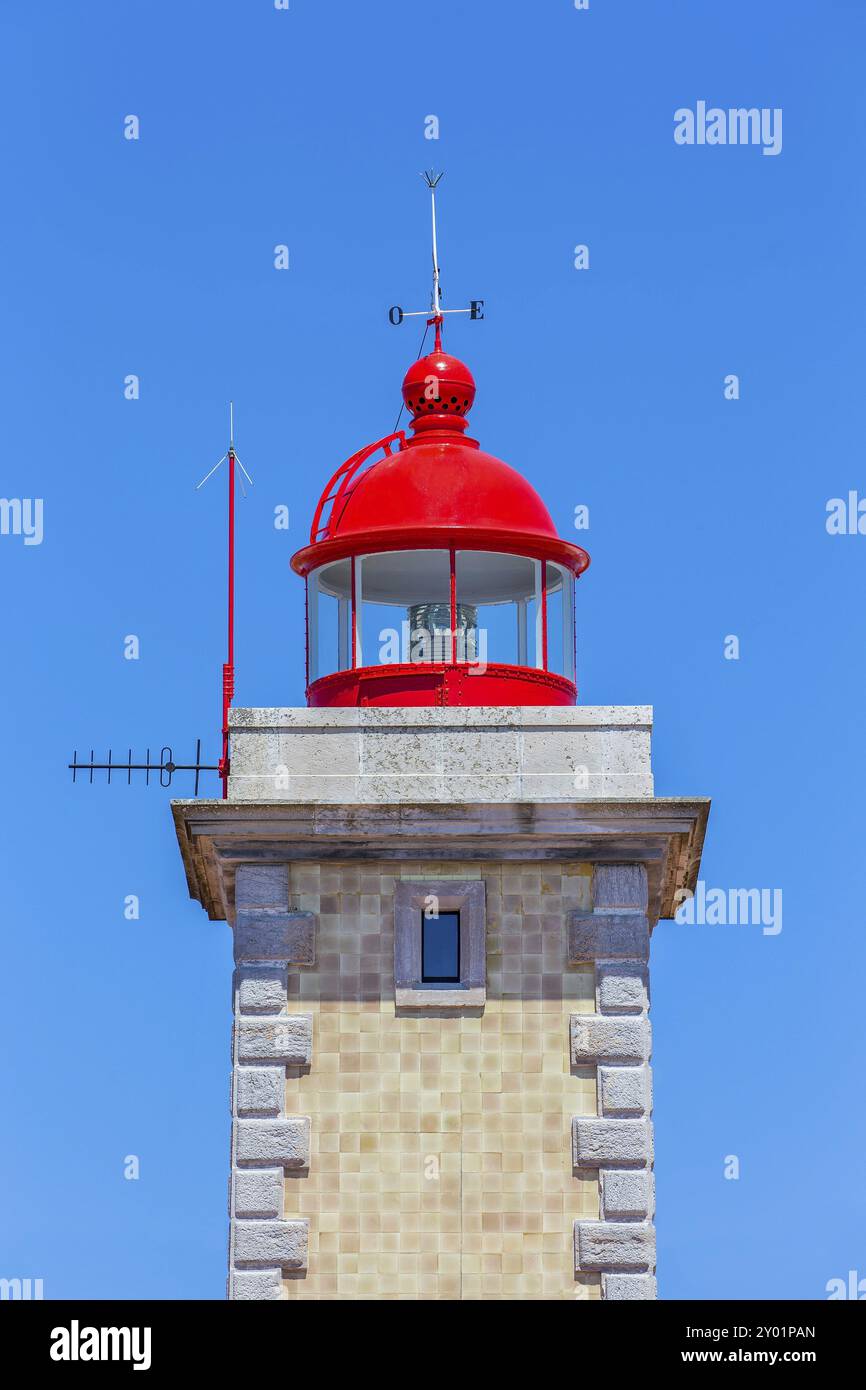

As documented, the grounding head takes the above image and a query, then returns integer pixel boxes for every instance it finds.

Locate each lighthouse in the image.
[172,197,709,1301]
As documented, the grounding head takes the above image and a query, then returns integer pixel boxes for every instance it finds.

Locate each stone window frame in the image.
[394,880,486,1009]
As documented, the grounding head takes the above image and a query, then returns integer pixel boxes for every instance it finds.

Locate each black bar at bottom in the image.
[0,1297,859,1373]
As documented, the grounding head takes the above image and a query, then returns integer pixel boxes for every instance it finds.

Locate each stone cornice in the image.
[228,705,653,729]
[171,797,709,928]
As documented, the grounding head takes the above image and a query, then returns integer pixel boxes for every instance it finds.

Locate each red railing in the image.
[309,431,406,544]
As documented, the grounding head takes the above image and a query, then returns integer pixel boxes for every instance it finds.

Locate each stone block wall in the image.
[225,859,657,1301]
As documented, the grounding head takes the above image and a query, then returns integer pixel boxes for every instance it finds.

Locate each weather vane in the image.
[388,172,484,350]
[68,403,254,800]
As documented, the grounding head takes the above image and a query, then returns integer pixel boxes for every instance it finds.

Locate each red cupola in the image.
[290,317,590,708]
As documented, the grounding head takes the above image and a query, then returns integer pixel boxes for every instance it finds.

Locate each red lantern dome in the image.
[291,326,590,708]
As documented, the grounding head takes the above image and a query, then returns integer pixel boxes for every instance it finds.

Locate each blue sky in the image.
[1,0,864,1299]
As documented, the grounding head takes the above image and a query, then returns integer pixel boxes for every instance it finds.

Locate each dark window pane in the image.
[421,910,460,983]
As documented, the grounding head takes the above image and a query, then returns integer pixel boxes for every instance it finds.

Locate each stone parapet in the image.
[227,705,654,803]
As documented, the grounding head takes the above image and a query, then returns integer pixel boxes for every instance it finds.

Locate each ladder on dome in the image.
[309,431,405,544]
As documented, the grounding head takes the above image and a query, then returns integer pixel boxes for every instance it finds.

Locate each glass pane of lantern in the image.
[310,560,352,679]
[455,552,538,669]
[359,550,451,667]
[544,562,575,680]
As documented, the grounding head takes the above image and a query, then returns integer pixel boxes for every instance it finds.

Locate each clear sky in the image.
[2,0,864,1300]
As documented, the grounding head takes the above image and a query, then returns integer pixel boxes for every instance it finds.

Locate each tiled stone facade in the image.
[274,859,602,1300]
[222,856,665,1300]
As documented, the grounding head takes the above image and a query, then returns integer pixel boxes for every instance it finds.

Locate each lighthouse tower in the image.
[173,230,708,1301]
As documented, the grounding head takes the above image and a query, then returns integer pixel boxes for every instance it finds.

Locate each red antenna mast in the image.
[67,404,252,797]
[195,403,254,798]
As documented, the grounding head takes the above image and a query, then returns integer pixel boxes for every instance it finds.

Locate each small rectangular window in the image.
[421,909,460,983]
[395,881,485,1010]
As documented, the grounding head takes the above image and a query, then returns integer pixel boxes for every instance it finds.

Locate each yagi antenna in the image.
[68,403,254,801]
[68,742,219,795]
[388,172,484,349]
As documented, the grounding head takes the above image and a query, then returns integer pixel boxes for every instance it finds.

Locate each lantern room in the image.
[290,329,590,707]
